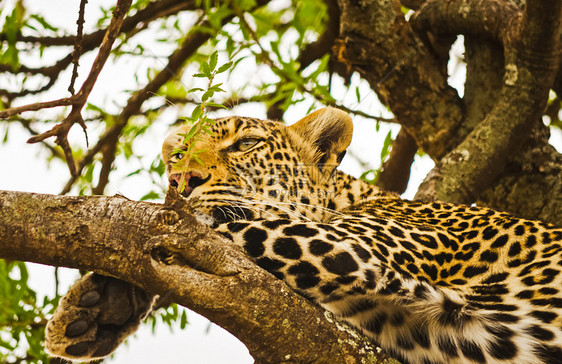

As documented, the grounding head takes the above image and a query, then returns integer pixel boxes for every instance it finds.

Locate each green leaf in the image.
[184,123,199,142]
[27,14,58,32]
[126,168,142,177]
[269,40,281,61]
[201,126,214,135]
[192,154,204,166]
[180,310,188,329]
[209,51,218,72]
[201,89,214,102]
[201,62,211,78]
[209,85,225,93]
[190,106,203,122]
[140,191,162,201]
[380,130,394,162]
[306,54,330,80]
[217,61,233,74]
[191,149,206,155]
[206,102,226,109]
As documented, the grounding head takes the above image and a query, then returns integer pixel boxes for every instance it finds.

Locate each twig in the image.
[336,104,396,123]
[15,117,66,160]
[24,0,133,176]
[0,97,73,119]
[0,0,195,99]
[69,0,88,95]
[75,0,132,104]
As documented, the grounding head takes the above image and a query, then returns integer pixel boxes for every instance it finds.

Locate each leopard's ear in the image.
[288,107,353,168]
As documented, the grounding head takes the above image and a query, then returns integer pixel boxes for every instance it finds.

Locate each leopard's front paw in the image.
[45,273,155,360]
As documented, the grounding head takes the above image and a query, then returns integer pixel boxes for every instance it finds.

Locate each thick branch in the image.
[415,0,562,204]
[410,0,518,44]
[376,127,418,195]
[477,122,562,224]
[0,190,383,363]
[336,0,464,160]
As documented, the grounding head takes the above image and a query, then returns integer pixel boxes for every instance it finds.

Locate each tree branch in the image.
[18,0,133,177]
[409,0,519,44]
[0,0,193,47]
[0,97,73,119]
[68,0,88,96]
[0,190,385,363]
[377,127,418,195]
[335,0,465,160]
[0,0,195,100]
[414,0,562,204]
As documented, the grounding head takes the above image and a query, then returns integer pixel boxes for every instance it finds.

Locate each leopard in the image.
[45,107,562,363]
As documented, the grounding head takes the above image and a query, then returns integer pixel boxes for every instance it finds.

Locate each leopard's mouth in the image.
[169,172,211,198]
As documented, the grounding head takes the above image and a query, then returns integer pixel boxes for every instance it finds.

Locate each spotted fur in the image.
[163,108,562,364]
[47,108,562,363]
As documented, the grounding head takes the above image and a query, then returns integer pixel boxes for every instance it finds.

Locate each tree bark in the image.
[0,190,392,363]
[334,0,561,221]
[413,0,561,207]
[335,0,465,160]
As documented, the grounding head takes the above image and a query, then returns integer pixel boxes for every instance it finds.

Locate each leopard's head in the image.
[162,107,353,224]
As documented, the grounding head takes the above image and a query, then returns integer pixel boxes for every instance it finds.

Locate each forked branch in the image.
[414,0,562,204]
[0,0,133,177]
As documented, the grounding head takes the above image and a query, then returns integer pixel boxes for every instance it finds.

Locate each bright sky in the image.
[1,1,561,363]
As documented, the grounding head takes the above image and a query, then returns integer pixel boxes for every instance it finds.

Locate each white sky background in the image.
[1,1,561,363]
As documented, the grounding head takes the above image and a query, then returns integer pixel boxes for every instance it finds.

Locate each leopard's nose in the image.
[169,171,211,197]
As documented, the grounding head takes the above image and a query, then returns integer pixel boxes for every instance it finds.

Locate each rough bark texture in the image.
[334,0,561,225]
[335,0,465,160]
[0,190,394,364]
[459,11,562,224]
[477,125,562,224]
[413,0,561,208]
[377,127,418,194]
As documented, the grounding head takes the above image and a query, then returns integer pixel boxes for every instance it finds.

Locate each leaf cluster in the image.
[172,50,233,193]
[0,261,57,363]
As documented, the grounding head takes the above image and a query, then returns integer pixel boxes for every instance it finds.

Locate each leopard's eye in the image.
[172,151,184,160]
[235,138,260,152]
